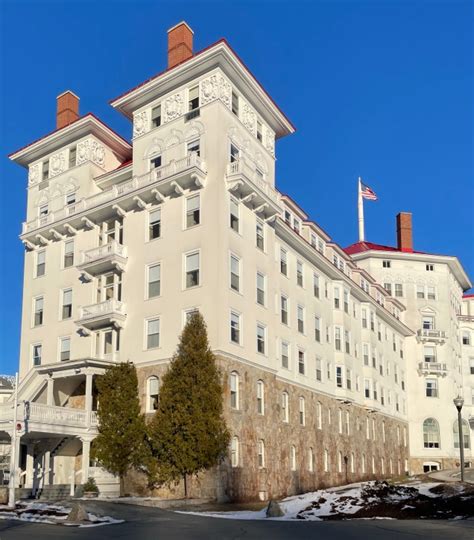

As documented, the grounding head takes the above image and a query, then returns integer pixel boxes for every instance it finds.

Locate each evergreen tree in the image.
[148,312,230,496]
[92,362,147,495]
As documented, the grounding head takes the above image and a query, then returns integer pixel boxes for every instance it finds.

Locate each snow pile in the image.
[0,501,123,527]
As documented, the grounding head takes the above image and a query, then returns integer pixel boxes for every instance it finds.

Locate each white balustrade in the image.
[28,403,88,427]
[23,153,206,235]
[226,158,280,207]
[419,362,448,374]
[417,329,447,339]
[80,299,125,321]
[81,240,127,265]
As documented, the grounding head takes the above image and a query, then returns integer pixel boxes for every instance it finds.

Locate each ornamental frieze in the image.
[163,92,184,123]
[28,163,40,185]
[133,110,149,138]
[49,151,66,177]
[76,139,106,168]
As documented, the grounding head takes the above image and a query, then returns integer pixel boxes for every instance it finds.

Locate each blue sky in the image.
[0,0,472,375]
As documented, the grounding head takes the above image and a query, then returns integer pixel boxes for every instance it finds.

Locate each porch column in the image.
[43,451,51,486]
[85,373,93,428]
[81,437,91,483]
[8,430,21,489]
[25,444,35,488]
[46,377,54,406]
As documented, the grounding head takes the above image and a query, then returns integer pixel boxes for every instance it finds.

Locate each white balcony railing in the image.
[418,362,448,375]
[23,153,206,235]
[81,240,127,265]
[226,158,280,208]
[417,329,447,343]
[79,299,125,322]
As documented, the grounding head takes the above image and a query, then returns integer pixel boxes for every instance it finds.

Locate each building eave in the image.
[9,114,132,168]
[110,40,295,139]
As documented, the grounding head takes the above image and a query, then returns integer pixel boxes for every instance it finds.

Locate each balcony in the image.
[76,299,126,331]
[78,240,127,277]
[418,362,448,376]
[21,153,207,245]
[226,158,281,218]
[416,329,447,344]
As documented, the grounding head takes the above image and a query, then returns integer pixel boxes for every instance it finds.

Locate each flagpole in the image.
[358,177,365,242]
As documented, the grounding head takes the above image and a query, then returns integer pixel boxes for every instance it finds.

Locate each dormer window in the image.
[150,154,162,170]
[69,146,76,168]
[232,91,239,116]
[152,105,162,128]
[188,86,199,111]
[257,119,263,142]
[42,160,49,181]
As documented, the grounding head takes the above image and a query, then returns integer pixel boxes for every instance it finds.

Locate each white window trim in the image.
[184,192,201,230]
[144,316,161,351]
[183,249,201,290]
[146,205,163,243]
[145,261,162,300]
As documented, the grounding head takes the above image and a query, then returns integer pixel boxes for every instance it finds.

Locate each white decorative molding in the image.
[49,151,66,178]
[145,138,165,158]
[163,91,184,123]
[28,163,40,185]
[76,138,106,168]
[265,126,275,156]
[200,75,219,105]
[219,76,232,109]
[241,102,256,135]
[133,111,149,138]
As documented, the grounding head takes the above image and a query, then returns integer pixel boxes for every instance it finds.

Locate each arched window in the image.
[257,439,265,468]
[350,452,355,473]
[281,391,289,422]
[299,397,305,426]
[147,376,159,412]
[453,419,470,449]
[316,401,322,429]
[338,451,343,473]
[257,380,265,415]
[230,371,239,409]
[231,436,239,468]
[362,453,366,473]
[423,418,440,448]
[308,447,314,472]
[324,449,329,472]
[290,445,296,471]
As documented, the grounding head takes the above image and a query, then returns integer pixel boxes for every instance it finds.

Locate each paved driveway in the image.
[0,501,473,540]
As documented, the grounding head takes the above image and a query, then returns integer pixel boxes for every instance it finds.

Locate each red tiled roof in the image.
[463,293,474,299]
[344,241,428,256]
[8,113,131,159]
[110,38,295,132]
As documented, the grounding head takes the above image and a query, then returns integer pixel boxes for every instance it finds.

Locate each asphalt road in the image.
[0,501,473,540]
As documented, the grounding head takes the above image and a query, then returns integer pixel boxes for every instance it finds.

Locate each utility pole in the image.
[8,372,19,508]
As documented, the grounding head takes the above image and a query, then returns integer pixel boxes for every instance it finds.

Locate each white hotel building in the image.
[1,22,472,501]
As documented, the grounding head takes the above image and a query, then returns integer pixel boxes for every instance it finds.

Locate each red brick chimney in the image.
[396,212,414,252]
[167,21,193,69]
[56,91,80,130]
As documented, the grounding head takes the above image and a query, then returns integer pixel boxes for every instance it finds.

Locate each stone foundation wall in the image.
[128,356,410,502]
[409,456,473,474]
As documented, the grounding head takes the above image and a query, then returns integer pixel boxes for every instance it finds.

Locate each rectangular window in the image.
[382,260,391,268]
[230,311,241,344]
[42,160,49,180]
[280,295,288,325]
[152,104,161,127]
[364,379,371,398]
[256,220,264,250]
[66,191,76,206]
[150,154,162,169]
[231,91,239,116]
[148,264,161,298]
[257,324,266,354]
[469,358,474,375]
[334,327,341,351]
[146,318,160,349]
[256,272,265,306]
[383,282,392,295]
[230,143,240,163]
[36,250,46,277]
[188,86,199,111]
[280,248,288,276]
[69,146,76,168]
[230,254,240,292]
[62,289,72,320]
[230,197,239,232]
[426,264,434,271]
[425,378,438,397]
[363,343,369,366]
[316,357,322,381]
[343,290,349,313]
[346,369,352,390]
[313,273,320,298]
[424,346,436,363]
[297,305,304,333]
[64,240,74,268]
[427,286,436,300]
[314,316,321,342]
[296,260,304,287]
[336,366,343,388]
[362,309,367,328]
[149,208,161,240]
[187,139,200,156]
[32,343,42,366]
[256,119,263,142]
[334,287,340,309]
[394,283,403,297]
[344,330,350,354]
[185,194,200,228]
[417,285,425,299]
[281,341,289,369]
[185,252,200,288]
[60,337,71,362]
[298,349,305,375]
[34,296,44,327]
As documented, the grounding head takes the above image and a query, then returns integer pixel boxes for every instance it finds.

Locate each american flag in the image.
[360,182,378,201]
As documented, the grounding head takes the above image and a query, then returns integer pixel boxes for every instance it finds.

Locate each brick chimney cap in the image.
[57,90,80,101]
[167,21,194,34]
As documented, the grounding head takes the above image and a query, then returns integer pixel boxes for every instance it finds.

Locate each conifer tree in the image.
[92,362,147,496]
[148,312,230,497]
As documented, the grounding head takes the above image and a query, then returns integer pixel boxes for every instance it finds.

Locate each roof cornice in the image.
[9,114,132,167]
[110,40,295,139]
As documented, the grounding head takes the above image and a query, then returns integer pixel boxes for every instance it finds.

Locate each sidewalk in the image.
[429,468,474,484]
